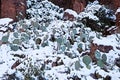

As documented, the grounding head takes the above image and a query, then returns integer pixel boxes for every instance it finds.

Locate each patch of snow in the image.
[85,1,101,14]
[79,12,99,20]
[116,7,120,14]
[0,18,13,25]
[93,34,119,46]
[65,9,78,17]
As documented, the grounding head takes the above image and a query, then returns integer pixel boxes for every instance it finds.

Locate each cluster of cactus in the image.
[74,50,107,70]
[82,55,92,69]
[95,50,107,68]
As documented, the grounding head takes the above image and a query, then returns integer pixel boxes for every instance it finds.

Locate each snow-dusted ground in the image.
[0,0,120,80]
[0,18,13,25]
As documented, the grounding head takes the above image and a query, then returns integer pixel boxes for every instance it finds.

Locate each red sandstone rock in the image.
[99,0,120,11]
[49,0,71,9]
[90,43,113,53]
[63,9,77,21]
[72,0,86,13]
[0,0,26,21]
[114,0,120,10]
[116,11,120,33]
[48,0,86,13]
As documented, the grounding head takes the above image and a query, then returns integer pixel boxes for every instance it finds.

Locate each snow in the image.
[93,34,119,46]
[65,9,78,17]
[78,1,102,20]
[116,7,120,13]
[0,0,120,80]
[0,18,13,25]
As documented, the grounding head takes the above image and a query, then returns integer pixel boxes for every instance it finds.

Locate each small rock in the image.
[35,38,42,45]
[63,9,77,21]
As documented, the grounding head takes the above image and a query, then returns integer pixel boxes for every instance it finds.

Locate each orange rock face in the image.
[0,0,26,21]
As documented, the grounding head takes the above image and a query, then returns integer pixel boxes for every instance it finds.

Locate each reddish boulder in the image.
[0,0,26,21]
[63,9,77,21]
[90,43,113,53]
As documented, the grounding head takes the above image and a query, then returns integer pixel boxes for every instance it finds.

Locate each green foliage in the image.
[21,33,30,41]
[1,35,9,43]
[13,32,19,38]
[31,21,40,29]
[82,55,92,68]
[41,41,48,47]
[88,36,94,42]
[40,26,47,32]
[10,44,19,51]
[77,43,83,53]
[97,60,105,68]
[80,33,87,42]
[13,39,21,45]
[75,61,82,70]
[72,29,77,35]
[78,43,82,49]
[102,54,107,62]
[56,37,63,45]
[95,50,101,60]
[94,51,107,68]
[60,45,66,52]
[65,41,72,50]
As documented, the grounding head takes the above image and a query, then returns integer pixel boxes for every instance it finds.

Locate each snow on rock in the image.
[64,9,78,17]
[116,7,120,13]
[91,34,120,53]
[0,18,13,25]
[63,9,78,21]
[93,35,119,46]
[78,1,101,20]
[85,1,101,14]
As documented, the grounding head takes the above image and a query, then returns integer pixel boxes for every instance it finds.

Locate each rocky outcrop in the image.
[49,0,120,13]
[99,0,120,11]
[90,43,113,53]
[116,9,120,33]
[0,0,26,21]
[72,0,86,13]
[49,0,86,13]
[49,0,71,10]
[63,9,77,21]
